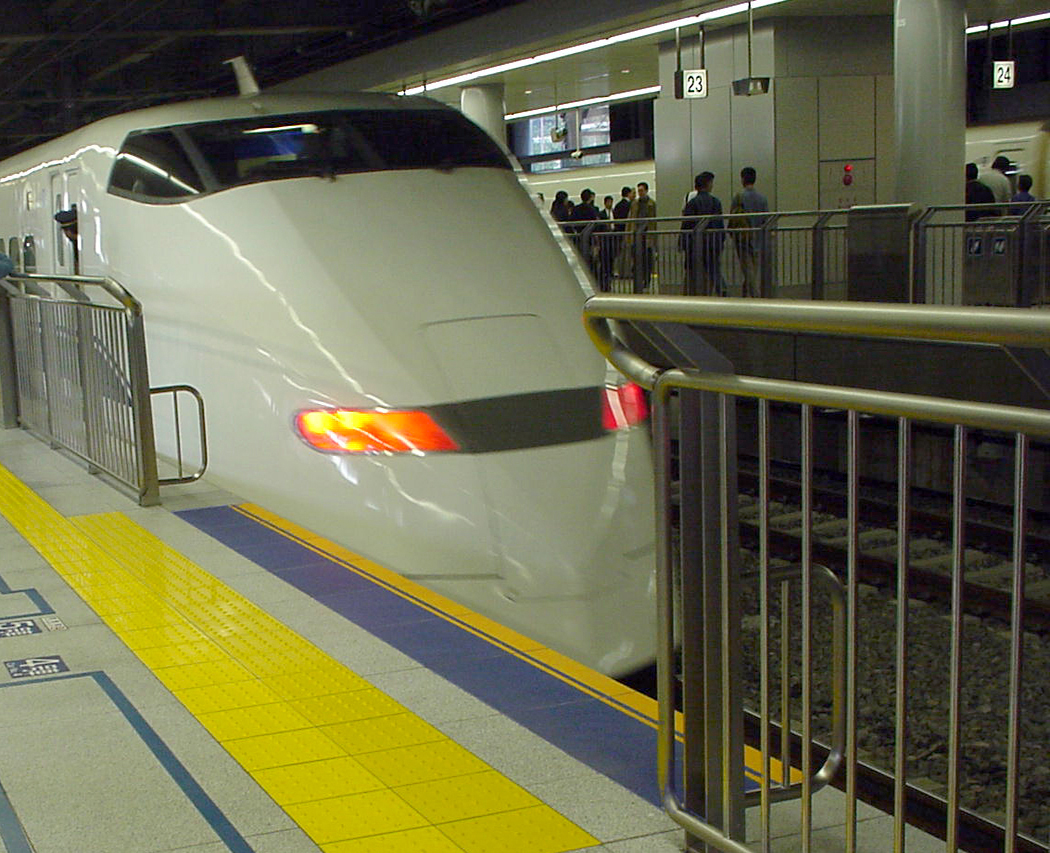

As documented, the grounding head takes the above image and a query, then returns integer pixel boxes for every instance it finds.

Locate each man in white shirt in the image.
[979,156,1012,203]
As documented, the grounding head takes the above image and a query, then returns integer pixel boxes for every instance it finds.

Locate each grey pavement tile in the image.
[438,714,596,788]
[602,829,685,851]
[366,665,497,725]
[528,771,677,844]
[744,784,887,843]
[139,702,300,838]
[0,686,223,853]
[36,481,133,516]
[240,827,326,852]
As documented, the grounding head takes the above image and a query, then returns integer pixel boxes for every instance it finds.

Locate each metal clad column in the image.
[460,84,506,145]
[894,0,967,207]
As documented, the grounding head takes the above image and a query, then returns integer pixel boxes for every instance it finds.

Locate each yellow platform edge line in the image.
[0,464,599,853]
[236,502,805,787]
[234,503,662,724]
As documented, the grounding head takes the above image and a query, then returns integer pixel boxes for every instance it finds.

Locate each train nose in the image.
[420,315,657,675]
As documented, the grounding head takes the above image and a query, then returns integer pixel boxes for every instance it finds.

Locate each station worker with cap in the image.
[54,206,79,274]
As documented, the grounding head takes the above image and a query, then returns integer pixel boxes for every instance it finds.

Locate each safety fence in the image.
[583,295,1050,852]
[0,273,206,505]
[565,201,1050,307]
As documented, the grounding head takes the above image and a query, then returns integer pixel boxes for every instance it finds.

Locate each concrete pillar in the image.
[894,0,967,207]
[459,84,506,146]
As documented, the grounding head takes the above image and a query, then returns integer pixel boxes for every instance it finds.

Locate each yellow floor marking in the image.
[0,463,600,853]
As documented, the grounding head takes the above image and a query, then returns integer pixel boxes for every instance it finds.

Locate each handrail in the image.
[5,272,142,315]
[584,293,1050,850]
[742,562,847,806]
[1,270,159,505]
[584,295,1050,368]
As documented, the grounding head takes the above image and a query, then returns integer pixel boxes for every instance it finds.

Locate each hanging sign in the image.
[674,69,708,99]
[993,60,1015,89]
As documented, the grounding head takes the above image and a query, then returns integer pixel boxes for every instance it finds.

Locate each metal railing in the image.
[568,209,851,300]
[0,272,205,505]
[569,202,1050,307]
[583,295,1050,853]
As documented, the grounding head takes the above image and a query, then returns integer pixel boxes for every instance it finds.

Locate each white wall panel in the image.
[774,76,819,212]
[819,76,875,161]
[875,75,896,204]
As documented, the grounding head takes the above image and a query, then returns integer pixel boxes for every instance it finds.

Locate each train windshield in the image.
[108,108,512,202]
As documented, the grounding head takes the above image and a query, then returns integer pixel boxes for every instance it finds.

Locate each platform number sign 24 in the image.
[993,60,1015,90]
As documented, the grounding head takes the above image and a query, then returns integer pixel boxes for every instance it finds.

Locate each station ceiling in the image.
[0,0,1046,162]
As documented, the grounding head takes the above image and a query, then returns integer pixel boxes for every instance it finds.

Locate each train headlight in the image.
[601,382,648,430]
[294,409,459,454]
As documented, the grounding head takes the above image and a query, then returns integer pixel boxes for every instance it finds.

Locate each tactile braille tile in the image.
[283,789,429,844]
[321,826,467,852]
[439,805,599,853]
[250,755,385,805]
[354,740,491,787]
[394,770,541,823]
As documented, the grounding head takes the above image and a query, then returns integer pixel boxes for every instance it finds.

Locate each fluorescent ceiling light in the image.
[504,85,661,120]
[967,10,1050,34]
[398,0,790,96]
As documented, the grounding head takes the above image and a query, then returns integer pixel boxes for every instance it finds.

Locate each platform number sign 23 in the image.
[993,60,1015,89]
[676,69,708,99]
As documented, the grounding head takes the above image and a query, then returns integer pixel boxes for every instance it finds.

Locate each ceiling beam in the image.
[0,25,356,44]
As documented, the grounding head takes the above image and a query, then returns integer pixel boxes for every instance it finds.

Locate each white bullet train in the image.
[0,92,657,678]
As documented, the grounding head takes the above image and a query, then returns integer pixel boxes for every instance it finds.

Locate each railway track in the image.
[648,463,1050,852]
[735,468,1050,633]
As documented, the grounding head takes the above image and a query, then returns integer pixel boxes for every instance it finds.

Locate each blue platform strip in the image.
[0,777,33,853]
[0,571,55,621]
[0,671,255,853]
[177,505,757,806]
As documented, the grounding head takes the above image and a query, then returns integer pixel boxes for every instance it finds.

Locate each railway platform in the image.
[0,424,949,853]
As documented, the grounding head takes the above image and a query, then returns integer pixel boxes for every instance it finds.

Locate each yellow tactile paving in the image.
[323,826,467,853]
[0,463,600,853]
[251,756,385,805]
[354,740,491,787]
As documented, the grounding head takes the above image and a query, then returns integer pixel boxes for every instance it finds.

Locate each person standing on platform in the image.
[595,195,615,291]
[729,167,769,297]
[612,186,634,282]
[550,190,571,224]
[965,163,996,221]
[680,172,724,296]
[1010,174,1035,215]
[979,155,1012,204]
[570,188,600,277]
[626,182,656,292]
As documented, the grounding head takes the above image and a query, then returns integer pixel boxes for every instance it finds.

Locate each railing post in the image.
[759,214,777,298]
[633,221,650,294]
[811,212,832,300]
[125,303,159,506]
[911,207,936,304]
[680,386,744,851]
[0,289,18,428]
[688,220,705,296]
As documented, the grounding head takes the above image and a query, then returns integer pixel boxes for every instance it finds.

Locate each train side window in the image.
[22,236,36,273]
[6,237,19,271]
[108,130,205,202]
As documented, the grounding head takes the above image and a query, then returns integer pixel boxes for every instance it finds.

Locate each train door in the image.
[49,168,81,275]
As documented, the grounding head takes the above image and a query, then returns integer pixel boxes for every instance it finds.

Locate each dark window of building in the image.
[7,237,19,271]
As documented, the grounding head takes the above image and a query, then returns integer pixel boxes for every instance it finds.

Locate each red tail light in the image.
[295,409,459,453]
[601,382,648,430]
